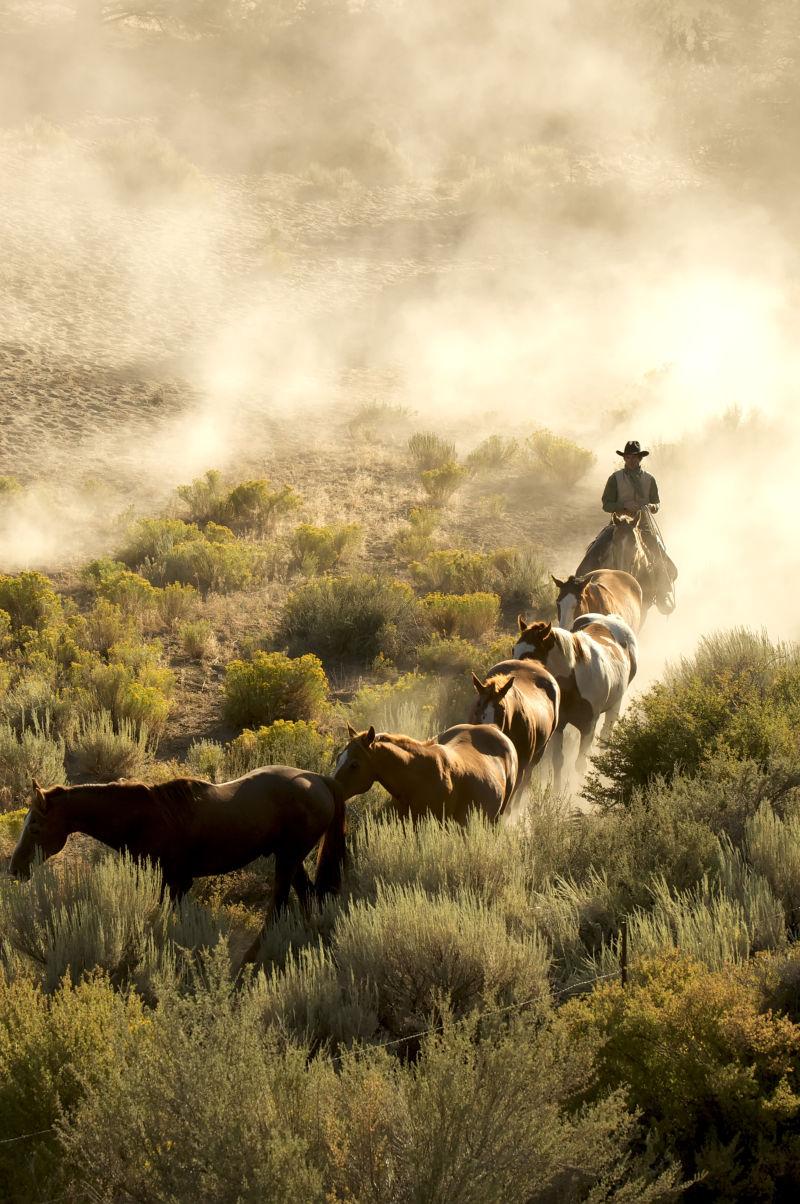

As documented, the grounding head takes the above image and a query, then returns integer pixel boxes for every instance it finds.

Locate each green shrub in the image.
[0,853,225,994]
[345,401,413,442]
[745,803,800,919]
[0,974,148,1203]
[0,720,65,806]
[289,522,363,573]
[225,720,334,777]
[586,629,800,808]
[417,634,481,676]
[69,711,154,781]
[71,652,172,736]
[79,557,129,591]
[118,517,200,568]
[560,951,800,1200]
[411,548,497,594]
[179,618,217,660]
[265,883,551,1046]
[421,461,468,503]
[0,571,62,638]
[58,956,324,1203]
[465,434,518,474]
[348,671,470,740]
[224,651,328,728]
[189,720,334,782]
[99,570,158,624]
[278,574,423,665]
[392,505,440,561]
[423,591,500,639]
[525,429,596,485]
[0,673,70,736]
[223,480,301,534]
[407,430,457,470]
[96,127,204,199]
[81,598,138,654]
[322,1017,680,1204]
[155,532,260,594]
[410,547,551,610]
[154,582,200,627]
[175,468,227,522]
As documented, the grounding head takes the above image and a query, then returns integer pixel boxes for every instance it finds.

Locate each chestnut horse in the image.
[9,769,347,964]
[552,568,644,632]
[469,659,559,798]
[334,723,518,822]
[513,615,638,787]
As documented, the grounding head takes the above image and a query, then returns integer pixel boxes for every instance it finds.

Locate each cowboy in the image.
[601,440,677,606]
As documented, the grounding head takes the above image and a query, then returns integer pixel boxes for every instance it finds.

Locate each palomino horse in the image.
[469,659,559,798]
[575,513,655,607]
[552,568,644,632]
[334,723,518,823]
[513,615,638,787]
[9,769,347,964]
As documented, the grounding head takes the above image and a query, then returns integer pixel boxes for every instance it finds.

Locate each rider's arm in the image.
[601,474,619,513]
[649,477,660,506]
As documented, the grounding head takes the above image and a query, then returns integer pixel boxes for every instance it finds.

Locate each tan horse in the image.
[9,769,347,965]
[513,615,638,788]
[469,659,559,798]
[334,723,518,823]
[552,568,644,632]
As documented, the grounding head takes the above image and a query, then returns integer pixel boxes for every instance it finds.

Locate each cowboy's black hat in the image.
[616,440,649,458]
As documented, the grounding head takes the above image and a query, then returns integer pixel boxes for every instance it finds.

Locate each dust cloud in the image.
[1,1,799,675]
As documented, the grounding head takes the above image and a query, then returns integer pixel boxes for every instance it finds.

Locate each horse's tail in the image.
[315,776,347,898]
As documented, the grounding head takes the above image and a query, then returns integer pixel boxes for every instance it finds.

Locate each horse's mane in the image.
[485,671,513,691]
[375,732,435,752]
[146,777,203,821]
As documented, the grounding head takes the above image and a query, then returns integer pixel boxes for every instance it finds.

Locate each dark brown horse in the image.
[9,769,347,964]
[552,568,644,632]
[334,723,518,823]
[469,659,559,798]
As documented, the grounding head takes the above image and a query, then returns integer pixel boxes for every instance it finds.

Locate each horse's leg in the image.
[599,701,621,741]
[550,729,565,791]
[239,852,301,968]
[292,863,314,918]
[575,714,600,779]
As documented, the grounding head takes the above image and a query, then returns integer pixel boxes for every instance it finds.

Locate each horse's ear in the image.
[632,510,642,527]
[346,722,357,739]
[497,676,515,701]
[31,779,49,813]
[612,513,620,525]
[551,576,565,588]
[471,672,484,693]
[544,622,552,634]
[517,614,527,632]
[364,726,376,747]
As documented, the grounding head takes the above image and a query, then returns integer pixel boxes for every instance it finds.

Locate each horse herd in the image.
[8,563,646,964]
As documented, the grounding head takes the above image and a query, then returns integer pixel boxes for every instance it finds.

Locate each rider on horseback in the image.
[601,440,677,609]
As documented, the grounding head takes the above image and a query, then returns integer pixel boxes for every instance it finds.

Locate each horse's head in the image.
[552,574,587,629]
[609,513,642,570]
[9,781,71,879]
[333,725,378,800]
[513,617,556,660]
[469,672,515,729]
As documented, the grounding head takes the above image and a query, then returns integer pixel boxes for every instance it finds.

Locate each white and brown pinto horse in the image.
[552,568,644,633]
[334,723,518,823]
[513,614,638,787]
[469,659,559,798]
